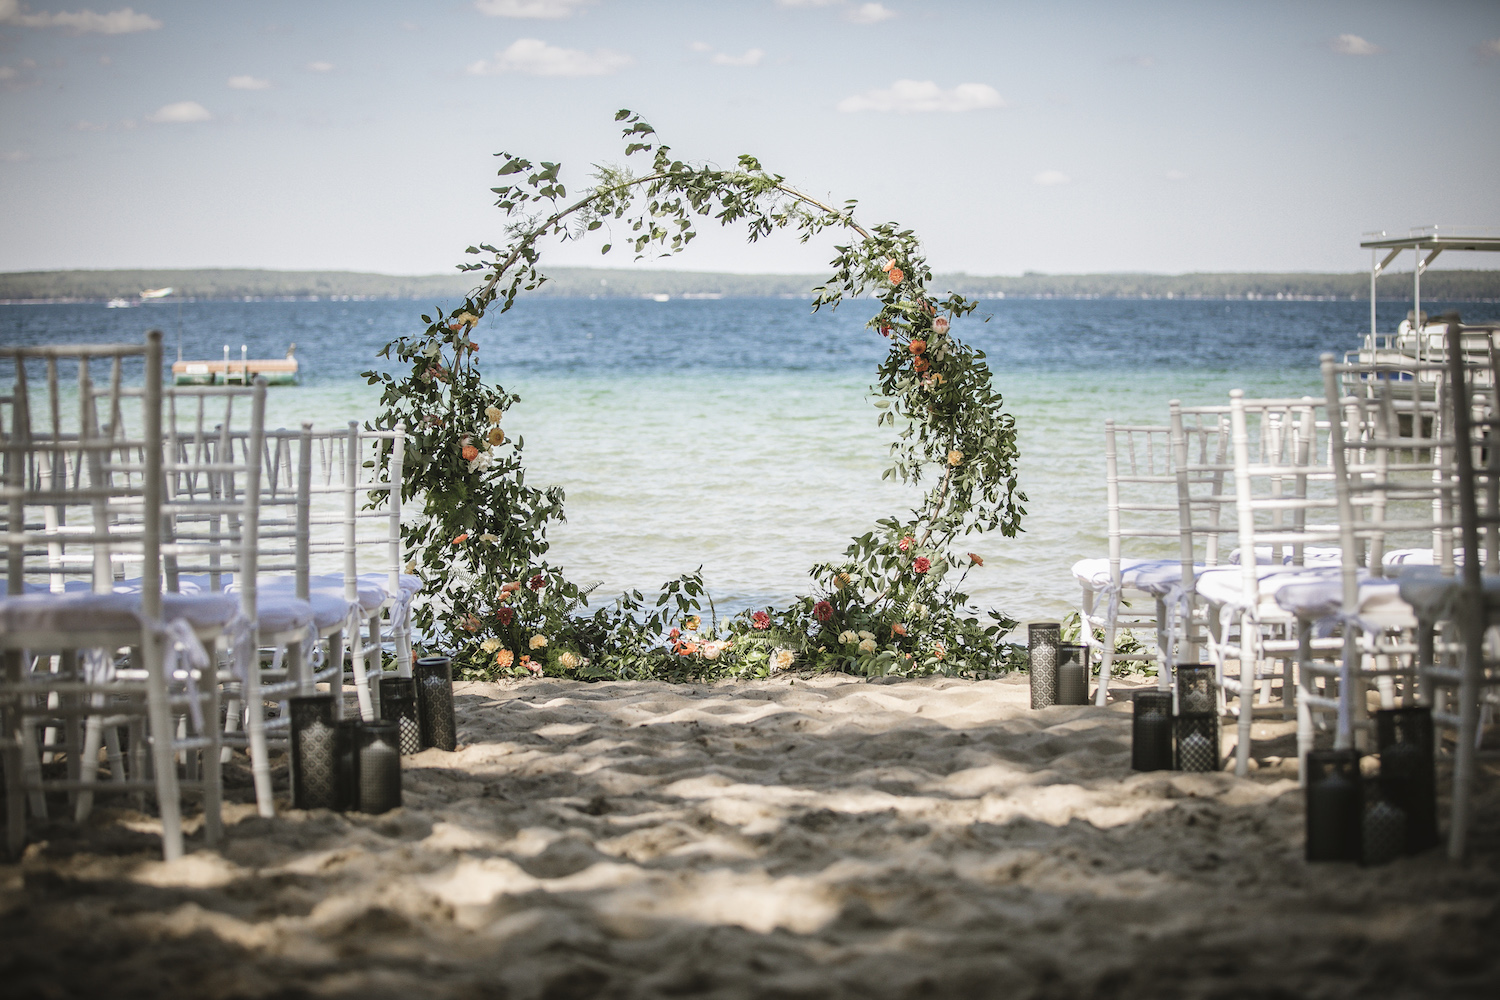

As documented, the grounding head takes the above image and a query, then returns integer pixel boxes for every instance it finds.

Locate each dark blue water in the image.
[3,298,1494,385]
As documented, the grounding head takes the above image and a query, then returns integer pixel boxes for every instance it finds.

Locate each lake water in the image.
[5,294,1496,631]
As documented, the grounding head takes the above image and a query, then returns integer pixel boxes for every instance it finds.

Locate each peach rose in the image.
[462,444,479,462]
[912,357,930,373]
[908,339,927,356]
[496,648,514,668]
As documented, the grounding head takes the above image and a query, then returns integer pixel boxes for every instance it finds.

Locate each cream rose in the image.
[529,634,548,650]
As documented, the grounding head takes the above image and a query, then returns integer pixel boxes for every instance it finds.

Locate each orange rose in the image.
[462,445,479,461]
[452,533,468,545]
[913,357,930,373]
[908,339,926,356]
[968,552,984,566]
[678,642,699,656]
[892,623,908,636]
[500,580,521,593]
[495,649,514,668]
[887,267,904,285]
[933,644,946,661]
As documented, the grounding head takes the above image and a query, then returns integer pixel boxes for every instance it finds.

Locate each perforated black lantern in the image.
[415,655,457,751]
[1028,622,1061,710]
[1131,690,1174,771]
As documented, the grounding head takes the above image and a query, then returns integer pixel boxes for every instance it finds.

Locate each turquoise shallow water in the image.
[6,295,1496,629]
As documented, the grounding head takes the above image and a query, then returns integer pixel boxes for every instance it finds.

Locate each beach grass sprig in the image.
[364,110,1026,681]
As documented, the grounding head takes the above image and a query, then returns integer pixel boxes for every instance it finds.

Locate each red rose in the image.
[813,600,833,622]
[497,606,515,626]
[528,573,546,591]
[752,611,771,630]
[914,557,931,574]
[669,627,681,641]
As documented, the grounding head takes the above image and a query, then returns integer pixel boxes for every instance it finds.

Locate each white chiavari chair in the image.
[0,332,232,860]
[160,381,315,817]
[1396,325,1500,859]
[1191,393,1347,775]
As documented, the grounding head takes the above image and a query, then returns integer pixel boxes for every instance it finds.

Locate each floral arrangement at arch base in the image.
[363,110,1027,682]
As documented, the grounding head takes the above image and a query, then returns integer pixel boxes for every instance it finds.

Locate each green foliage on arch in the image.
[363,111,1026,681]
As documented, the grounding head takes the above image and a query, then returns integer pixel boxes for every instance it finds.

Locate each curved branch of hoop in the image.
[472,174,872,307]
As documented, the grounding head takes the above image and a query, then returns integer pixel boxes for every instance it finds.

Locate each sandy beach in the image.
[1,673,1496,999]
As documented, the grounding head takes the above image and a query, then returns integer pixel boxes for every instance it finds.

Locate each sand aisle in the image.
[1,674,1496,999]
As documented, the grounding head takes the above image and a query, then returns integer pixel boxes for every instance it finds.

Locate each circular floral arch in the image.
[365,111,1025,680]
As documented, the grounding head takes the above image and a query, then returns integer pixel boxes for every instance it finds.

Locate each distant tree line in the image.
[2,266,1497,302]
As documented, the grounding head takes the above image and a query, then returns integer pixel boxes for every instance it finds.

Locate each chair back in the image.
[0,335,163,606]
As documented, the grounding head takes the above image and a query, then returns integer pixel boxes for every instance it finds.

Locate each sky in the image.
[1,0,1498,277]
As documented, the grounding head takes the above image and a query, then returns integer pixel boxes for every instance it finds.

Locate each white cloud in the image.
[848,3,895,24]
[467,38,631,77]
[1165,169,1187,181]
[688,40,711,52]
[73,119,108,131]
[776,0,842,6]
[1,150,31,162]
[147,100,212,124]
[0,2,162,33]
[228,75,271,90]
[474,0,591,17]
[0,66,15,80]
[712,48,764,67]
[1330,33,1383,56]
[1033,170,1070,186]
[307,61,334,72]
[1480,38,1500,58]
[837,79,1006,113]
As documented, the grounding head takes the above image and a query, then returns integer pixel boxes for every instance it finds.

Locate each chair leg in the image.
[348,622,375,722]
[245,650,275,820]
[104,721,125,782]
[74,694,106,822]
[142,634,185,862]
[201,669,222,845]
[21,715,48,820]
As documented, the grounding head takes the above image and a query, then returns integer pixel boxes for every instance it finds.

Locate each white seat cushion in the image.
[358,571,422,600]
[1229,545,1343,567]
[1071,557,1198,596]
[254,594,315,635]
[1272,567,1415,630]
[230,573,388,614]
[1194,565,1319,612]
[0,591,240,636]
[1397,566,1500,622]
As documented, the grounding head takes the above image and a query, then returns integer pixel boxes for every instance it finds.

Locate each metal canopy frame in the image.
[1360,227,1500,343]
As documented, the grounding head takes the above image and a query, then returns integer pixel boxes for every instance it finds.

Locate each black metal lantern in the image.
[414,655,458,751]
[1174,712,1220,772]
[356,720,402,814]
[1305,749,1362,862]
[1360,776,1408,866]
[1131,690,1174,771]
[289,695,339,811]
[378,677,422,756]
[1028,622,1061,709]
[1176,665,1217,716]
[1375,706,1436,854]
[1055,643,1089,705]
